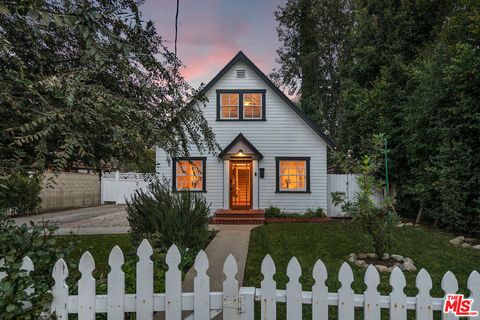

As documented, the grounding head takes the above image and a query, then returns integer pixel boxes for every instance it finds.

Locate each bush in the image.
[305,208,326,218]
[0,173,42,216]
[332,134,398,255]
[126,179,213,251]
[0,219,73,319]
[264,206,282,218]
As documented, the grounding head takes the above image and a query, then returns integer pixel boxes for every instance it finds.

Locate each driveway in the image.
[13,205,129,235]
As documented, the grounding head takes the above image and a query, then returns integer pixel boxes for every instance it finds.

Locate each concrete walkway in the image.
[182,224,257,292]
[13,205,129,235]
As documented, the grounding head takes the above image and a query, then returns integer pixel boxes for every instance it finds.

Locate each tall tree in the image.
[272,0,353,139]
[0,0,217,176]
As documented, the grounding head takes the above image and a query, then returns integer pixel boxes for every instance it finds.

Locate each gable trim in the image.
[200,51,336,148]
[218,133,264,160]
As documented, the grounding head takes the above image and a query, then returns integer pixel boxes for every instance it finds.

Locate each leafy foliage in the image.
[126,179,213,252]
[0,0,217,176]
[0,173,42,216]
[0,219,73,319]
[332,134,397,255]
[274,0,480,236]
[272,0,353,138]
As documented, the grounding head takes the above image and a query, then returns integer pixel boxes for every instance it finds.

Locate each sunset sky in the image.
[141,0,286,88]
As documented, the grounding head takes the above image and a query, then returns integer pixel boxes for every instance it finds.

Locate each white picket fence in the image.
[1,241,480,319]
[101,171,157,204]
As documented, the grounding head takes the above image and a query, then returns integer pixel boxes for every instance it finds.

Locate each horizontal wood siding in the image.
[156,61,328,213]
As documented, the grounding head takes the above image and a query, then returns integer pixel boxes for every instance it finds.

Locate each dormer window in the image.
[217,89,266,121]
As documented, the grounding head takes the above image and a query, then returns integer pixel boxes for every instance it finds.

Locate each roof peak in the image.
[200,51,336,149]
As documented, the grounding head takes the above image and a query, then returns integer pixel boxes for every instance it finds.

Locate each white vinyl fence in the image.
[328,174,383,216]
[2,241,479,319]
[101,171,157,204]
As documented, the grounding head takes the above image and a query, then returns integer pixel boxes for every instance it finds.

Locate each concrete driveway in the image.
[13,205,129,235]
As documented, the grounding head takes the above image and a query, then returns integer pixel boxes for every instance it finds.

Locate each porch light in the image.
[238,149,244,156]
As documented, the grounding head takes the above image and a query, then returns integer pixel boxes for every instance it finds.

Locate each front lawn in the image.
[244,221,480,318]
[56,234,189,294]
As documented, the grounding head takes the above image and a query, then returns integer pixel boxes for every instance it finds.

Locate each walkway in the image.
[182,224,257,292]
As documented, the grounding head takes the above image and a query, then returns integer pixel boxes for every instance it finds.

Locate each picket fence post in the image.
[108,246,125,319]
[261,254,277,320]
[78,251,96,320]
[51,258,69,319]
[286,257,302,320]
[389,266,407,320]
[441,271,459,320]
[364,264,381,320]
[166,244,182,320]
[338,262,354,320]
[194,250,210,320]
[312,258,328,319]
[468,271,480,320]
[223,254,239,320]
[416,268,433,320]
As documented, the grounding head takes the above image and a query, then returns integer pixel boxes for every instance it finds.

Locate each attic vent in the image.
[236,69,246,78]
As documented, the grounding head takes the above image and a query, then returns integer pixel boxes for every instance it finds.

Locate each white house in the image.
[155,51,335,220]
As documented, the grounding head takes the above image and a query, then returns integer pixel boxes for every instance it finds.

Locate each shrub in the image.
[0,219,73,319]
[126,179,213,251]
[264,206,282,218]
[0,173,42,216]
[332,134,398,255]
[305,208,326,218]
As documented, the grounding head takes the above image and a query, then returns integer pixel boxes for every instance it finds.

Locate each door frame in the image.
[229,159,253,210]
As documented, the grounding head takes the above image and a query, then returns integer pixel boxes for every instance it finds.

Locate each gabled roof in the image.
[200,51,336,148]
[218,133,264,160]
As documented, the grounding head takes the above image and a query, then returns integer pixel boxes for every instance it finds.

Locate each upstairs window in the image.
[217,90,266,121]
[220,93,239,119]
[173,157,206,192]
[276,157,310,193]
[243,93,262,119]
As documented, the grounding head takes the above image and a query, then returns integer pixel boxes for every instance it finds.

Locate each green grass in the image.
[56,234,135,276]
[244,221,480,319]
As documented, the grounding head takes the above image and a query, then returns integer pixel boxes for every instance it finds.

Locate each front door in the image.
[230,160,252,209]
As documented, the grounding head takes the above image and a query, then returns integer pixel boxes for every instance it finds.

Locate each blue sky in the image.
[141,0,286,88]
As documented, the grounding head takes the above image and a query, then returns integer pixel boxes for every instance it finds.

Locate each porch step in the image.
[211,209,265,225]
[210,217,265,225]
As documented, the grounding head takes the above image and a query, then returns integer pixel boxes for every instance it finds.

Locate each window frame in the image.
[172,157,207,192]
[275,157,311,193]
[216,89,266,121]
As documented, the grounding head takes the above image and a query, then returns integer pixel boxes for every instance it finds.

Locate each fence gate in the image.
[101,172,157,204]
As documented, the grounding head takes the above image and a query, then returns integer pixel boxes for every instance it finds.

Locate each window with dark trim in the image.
[172,157,206,192]
[275,157,310,193]
[216,89,266,121]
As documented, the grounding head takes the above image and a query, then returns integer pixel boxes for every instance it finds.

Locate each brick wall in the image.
[40,172,100,212]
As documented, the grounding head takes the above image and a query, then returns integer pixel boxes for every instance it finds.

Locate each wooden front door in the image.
[230,160,252,209]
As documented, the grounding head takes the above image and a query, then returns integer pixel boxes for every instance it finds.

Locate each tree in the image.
[0,0,217,178]
[402,0,480,234]
[332,134,397,255]
[272,0,353,139]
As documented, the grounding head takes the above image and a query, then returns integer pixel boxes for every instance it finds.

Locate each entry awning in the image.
[218,133,263,160]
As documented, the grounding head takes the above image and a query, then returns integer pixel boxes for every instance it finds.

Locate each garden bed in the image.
[265,217,332,223]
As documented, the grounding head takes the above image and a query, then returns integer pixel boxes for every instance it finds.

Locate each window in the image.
[172,157,206,192]
[217,90,266,121]
[243,93,262,119]
[276,157,310,193]
[220,93,239,119]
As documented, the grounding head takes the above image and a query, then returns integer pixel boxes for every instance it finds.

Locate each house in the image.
[155,51,335,221]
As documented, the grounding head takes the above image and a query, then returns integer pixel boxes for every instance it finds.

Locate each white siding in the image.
[156,61,328,213]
